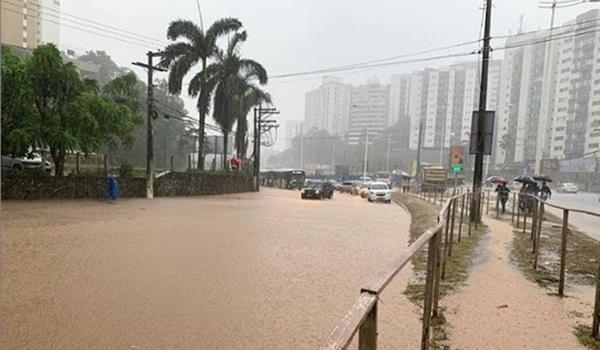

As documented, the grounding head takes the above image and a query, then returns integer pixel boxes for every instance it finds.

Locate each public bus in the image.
[260,169,306,189]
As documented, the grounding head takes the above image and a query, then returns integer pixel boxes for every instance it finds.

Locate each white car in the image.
[367,182,392,203]
[557,183,578,194]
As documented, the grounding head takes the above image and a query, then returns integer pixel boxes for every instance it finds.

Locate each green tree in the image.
[1,49,38,157]
[161,17,242,170]
[234,80,271,159]
[209,31,268,168]
[23,44,141,176]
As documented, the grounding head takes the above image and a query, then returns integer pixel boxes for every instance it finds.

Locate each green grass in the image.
[575,325,600,350]
[394,193,487,349]
[510,210,600,289]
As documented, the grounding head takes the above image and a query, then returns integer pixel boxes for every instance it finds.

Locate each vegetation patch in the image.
[574,325,600,350]
[394,193,487,349]
[510,211,600,289]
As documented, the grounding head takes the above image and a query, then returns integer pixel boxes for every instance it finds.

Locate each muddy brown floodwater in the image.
[1,188,420,349]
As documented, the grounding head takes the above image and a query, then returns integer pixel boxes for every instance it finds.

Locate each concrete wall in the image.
[1,172,254,200]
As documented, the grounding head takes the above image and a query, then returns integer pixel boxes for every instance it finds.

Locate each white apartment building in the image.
[388,74,413,148]
[284,120,304,148]
[304,76,351,136]
[39,0,60,45]
[407,61,501,151]
[496,9,600,166]
[548,9,600,160]
[348,77,390,145]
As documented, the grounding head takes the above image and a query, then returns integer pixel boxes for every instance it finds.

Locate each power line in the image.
[0,5,158,49]
[3,0,168,47]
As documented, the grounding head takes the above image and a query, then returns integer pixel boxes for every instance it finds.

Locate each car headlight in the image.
[315,190,320,193]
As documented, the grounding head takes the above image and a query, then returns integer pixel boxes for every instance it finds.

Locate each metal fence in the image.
[320,189,477,350]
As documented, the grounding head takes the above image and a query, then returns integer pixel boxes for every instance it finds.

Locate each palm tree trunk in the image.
[223,131,229,170]
[197,58,208,171]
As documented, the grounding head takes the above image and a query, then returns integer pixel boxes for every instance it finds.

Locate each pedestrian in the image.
[496,183,510,213]
[526,182,539,213]
[540,181,552,201]
[107,174,120,202]
[518,183,528,213]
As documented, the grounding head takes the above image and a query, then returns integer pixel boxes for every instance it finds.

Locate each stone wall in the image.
[1,171,254,200]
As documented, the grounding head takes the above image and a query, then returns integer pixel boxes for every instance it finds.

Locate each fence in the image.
[503,191,600,339]
[320,188,477,350]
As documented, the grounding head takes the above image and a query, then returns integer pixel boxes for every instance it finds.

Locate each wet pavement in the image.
[1,188,420,349]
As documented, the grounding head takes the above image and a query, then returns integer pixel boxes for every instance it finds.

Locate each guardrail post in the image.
[496,193,500,219]
[534,202,545,270]
[511,193,516,224]
[486,190,490,215]
[359,298,378,350]
[450,198,458,246]
[434,191,438,205]
[522,211,527,235]
[467,192,472,236]
[421,231,440,350]
[593,259,600,339]
[531,199,538,249]
[432,229,443,318]
[458,194,465,242]
[558,209,569,296]
[442,204,451,280]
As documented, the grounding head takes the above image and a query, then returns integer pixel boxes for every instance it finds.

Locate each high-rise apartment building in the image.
[406,61,501,151]
[284,120,304,148]
[1,0,60,48]
[304,76,351,136]
[1,0,41,48]
[495,9,600,166]
[348,77,390,145]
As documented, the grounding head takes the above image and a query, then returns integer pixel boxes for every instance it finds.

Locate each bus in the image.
[260,169,306,189]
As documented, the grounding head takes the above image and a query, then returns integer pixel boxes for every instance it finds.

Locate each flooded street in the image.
[1,188,419,349]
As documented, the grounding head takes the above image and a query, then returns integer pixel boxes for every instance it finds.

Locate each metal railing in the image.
[320,189,477,350]
[504,191,600,338]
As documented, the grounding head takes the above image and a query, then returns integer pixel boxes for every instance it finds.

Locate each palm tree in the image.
[234,81,271,159]
[160,18,242,170]
[208,31,268,169]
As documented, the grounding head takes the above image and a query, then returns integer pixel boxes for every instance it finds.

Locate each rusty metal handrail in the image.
[320,190,475,350]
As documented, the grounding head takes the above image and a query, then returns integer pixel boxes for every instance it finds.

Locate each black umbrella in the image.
[533,175,553,183]
[514,175,536,184]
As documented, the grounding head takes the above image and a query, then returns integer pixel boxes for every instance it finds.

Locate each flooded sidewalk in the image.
[443,216,590,349]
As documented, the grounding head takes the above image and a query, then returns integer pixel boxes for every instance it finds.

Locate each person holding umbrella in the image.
[533,175,553,201]
[495,182,510,213]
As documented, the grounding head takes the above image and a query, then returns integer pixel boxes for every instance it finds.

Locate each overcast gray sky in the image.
[61,0,599,149]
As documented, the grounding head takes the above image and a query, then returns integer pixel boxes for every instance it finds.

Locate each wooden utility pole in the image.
[133,51,166,199]
[471,0,493,223]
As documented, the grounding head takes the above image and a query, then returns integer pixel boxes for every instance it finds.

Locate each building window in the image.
[589,143,599,149]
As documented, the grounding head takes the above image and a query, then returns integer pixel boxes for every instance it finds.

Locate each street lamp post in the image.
[363,128,369,181]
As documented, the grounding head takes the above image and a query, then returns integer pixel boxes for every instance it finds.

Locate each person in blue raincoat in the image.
[107,175,120,202]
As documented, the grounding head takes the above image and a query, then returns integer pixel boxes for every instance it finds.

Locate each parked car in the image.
[367,182,392,203]
[557,183,578,194]
[300,180,335,199]
[340,181,355,193]
[19,154,53,173]
[1,155,24,172]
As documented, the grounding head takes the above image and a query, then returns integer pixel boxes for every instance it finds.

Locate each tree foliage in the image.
[1,44,142,176]
[161,17,242,170]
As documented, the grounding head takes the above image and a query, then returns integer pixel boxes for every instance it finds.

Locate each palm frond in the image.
[227,31,247,57]
[167,53,199,94]
[239,58,268,84]
[159,42,195,68]
[205,17,243,46]
[166,20,203,46]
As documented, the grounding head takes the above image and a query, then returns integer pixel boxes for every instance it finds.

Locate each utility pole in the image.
[535,0,557,175]
[362,128,369,181]
[331,143,336,176]
[385,134,392,175]
[300,133,304,170]
[471,0,493,223]
[415,120,424,181]
[133,51,166,199]
[253,106,280,191]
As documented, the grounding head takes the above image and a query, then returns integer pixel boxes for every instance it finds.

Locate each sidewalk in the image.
[442,216,589,349]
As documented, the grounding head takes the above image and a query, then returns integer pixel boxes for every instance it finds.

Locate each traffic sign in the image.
[451,165,464,173]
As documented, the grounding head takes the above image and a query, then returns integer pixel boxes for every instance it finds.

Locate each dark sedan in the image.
[301,181,334,200]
